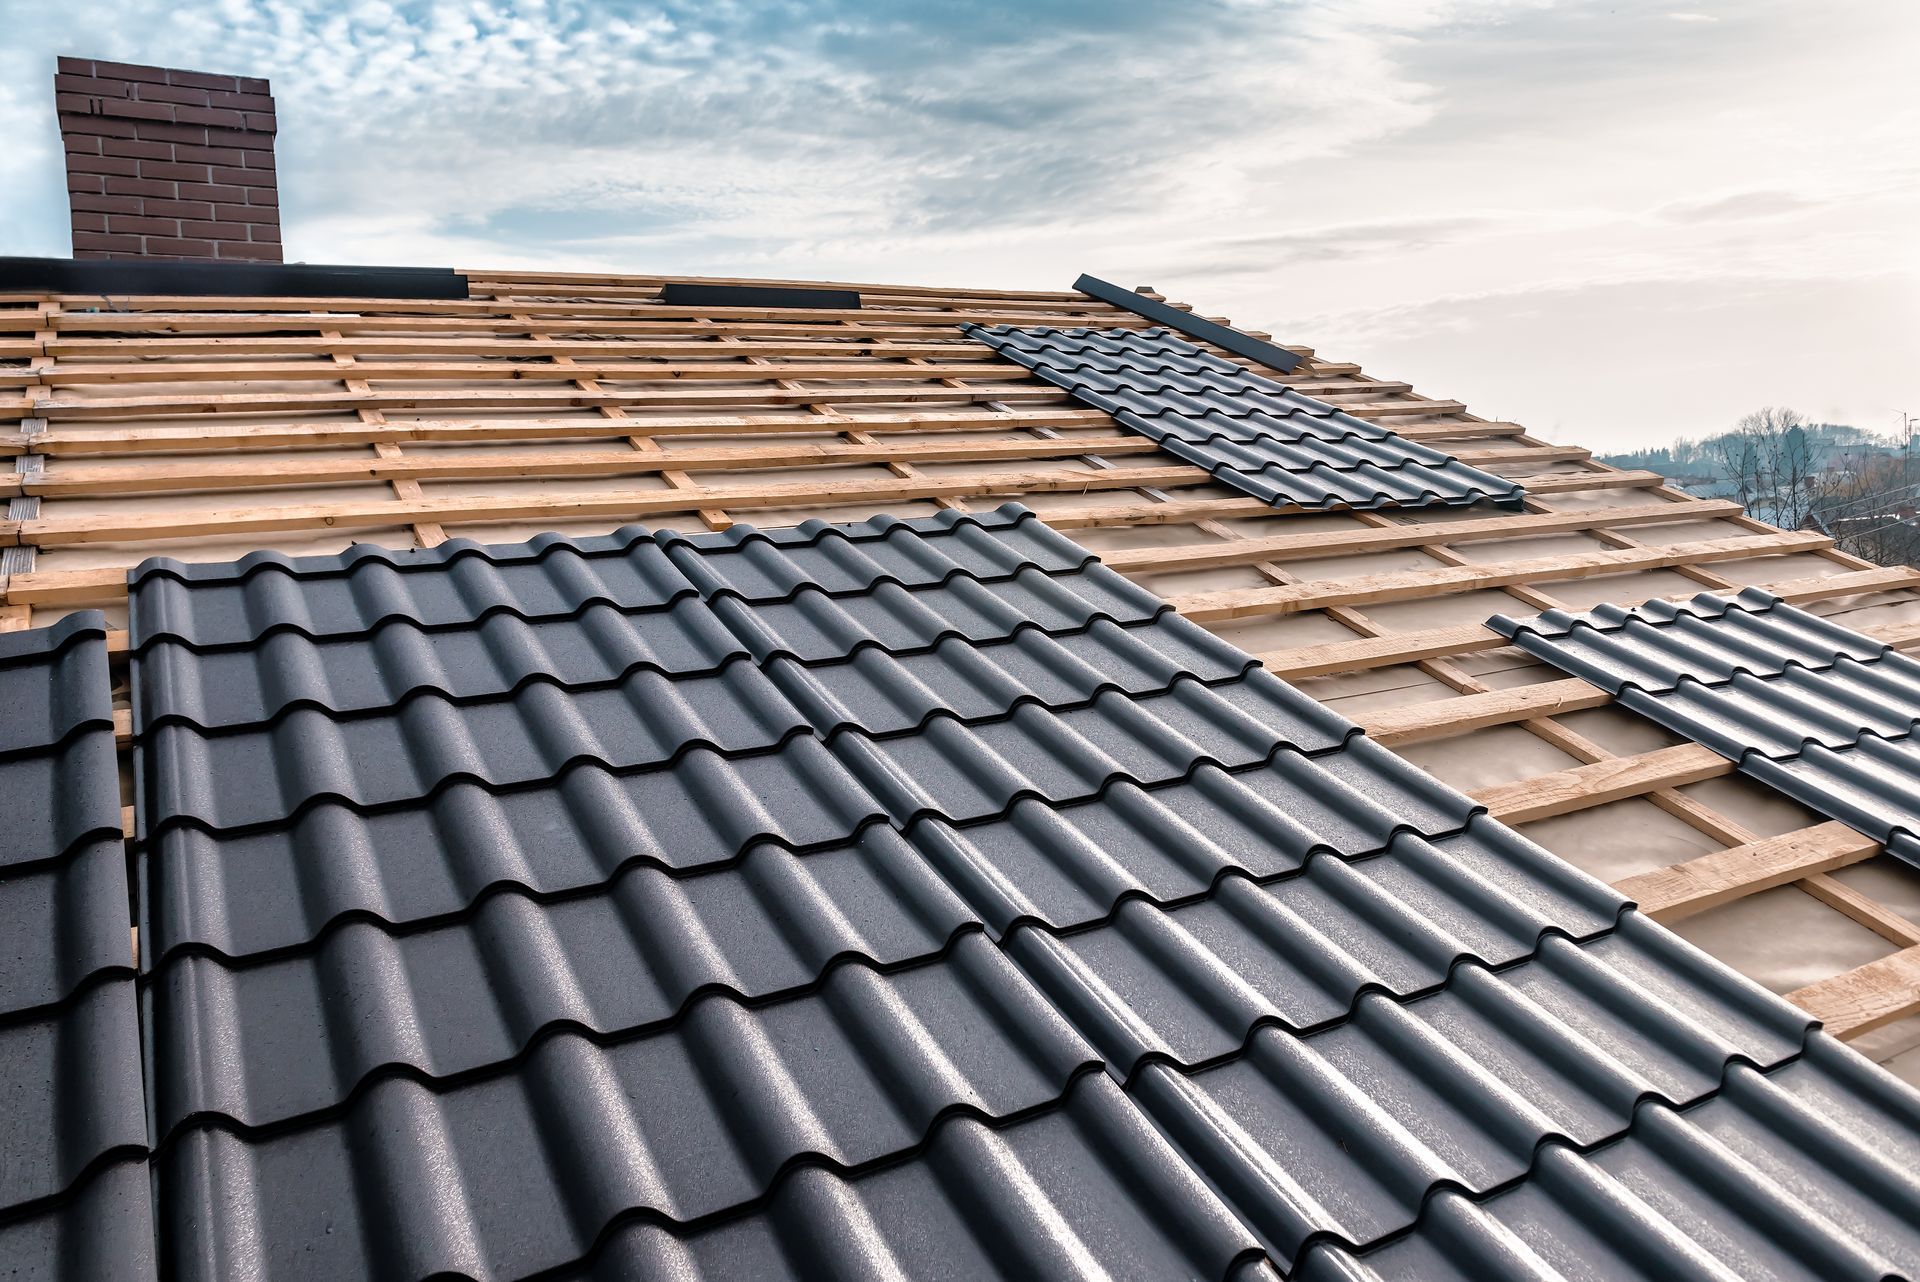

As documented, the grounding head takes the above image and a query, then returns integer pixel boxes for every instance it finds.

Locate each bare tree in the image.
[1713,406,1833,529]
[1813,447,1920,566]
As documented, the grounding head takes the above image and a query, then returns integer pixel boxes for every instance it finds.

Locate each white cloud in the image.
[0,0,1913,450]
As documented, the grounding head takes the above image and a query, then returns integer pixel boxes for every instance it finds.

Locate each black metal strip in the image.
[659,282,860,310]
[0,257,469,300]
[1073,273,1301,374]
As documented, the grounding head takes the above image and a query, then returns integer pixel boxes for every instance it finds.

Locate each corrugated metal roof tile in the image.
[145,738,890,958]
[1491,589,1920,868]
[1297,1036,1920,1281]
[965,326,1524,512]
[1493,587,1900,695]
[128,505,1084,650]
[0,614,153,1279]
[151,929,1095,1144]
[128,505,1920,1278]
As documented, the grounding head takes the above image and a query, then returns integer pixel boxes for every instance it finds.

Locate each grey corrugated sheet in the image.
[129,506,1920,1280]
[1491,587,1920,867]
[964,325,1524,512]
[0,613,155,1281]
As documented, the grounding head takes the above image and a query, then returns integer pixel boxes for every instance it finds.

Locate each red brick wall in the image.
[56,57,282,262]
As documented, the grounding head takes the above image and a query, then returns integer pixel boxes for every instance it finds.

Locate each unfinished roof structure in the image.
[4,264,1920,1279]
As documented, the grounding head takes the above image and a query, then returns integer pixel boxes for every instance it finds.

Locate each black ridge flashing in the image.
[660,282,861,310]
[0,257,469,300]
[1074,272,1302,374]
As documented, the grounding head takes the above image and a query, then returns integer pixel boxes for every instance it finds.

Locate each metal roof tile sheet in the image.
[165,1073,1269,1282]
[128,505,1084,649]
[129,504,1919,1278]
[1491,589,1920,868]
[0,1160,159,1282]
[1297,1036,1920,1281]
[151,929,1096,1145]
[965,326,1525,512]
[0,613,153,1277]
[145,738,890,958]
[1493,587,1899,694]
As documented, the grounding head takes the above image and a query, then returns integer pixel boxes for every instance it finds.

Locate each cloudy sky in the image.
[1,0,1913,451]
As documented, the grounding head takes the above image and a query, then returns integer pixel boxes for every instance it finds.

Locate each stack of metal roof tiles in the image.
[963,325,1525,512]
[1492,587,1920,869]
[0,612,155,1281]
[124,506,1920,1280]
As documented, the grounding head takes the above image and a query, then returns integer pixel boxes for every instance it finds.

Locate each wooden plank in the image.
[1614,822,1883,922]
[1473,469,1663,494]
[38,359,1022,385]
[49,313,1095,340]
[1262,622,1495,680]
[26,435,1163,497]
[1771,566,1920,602]
[4,566,128,607]
[1788,945,1920,1039]
[1099,500,1737,574]
[1332,399,1466,417]
[1469,744,1734,824]
[45,336,995,359]
[24,409,1551,460]
[1357,678,1610,745]
[29,408,1119,455]
[31,380,1068,420]
[1172,531,1832,622]
[18,464,1205,546]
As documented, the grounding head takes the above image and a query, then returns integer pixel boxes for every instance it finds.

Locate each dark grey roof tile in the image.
[1027,904,1802,1084]
[999,849,1626,1073]
[906,755,1500,938]
[138,659,812,834]
[129,505,1073,651]
[143,737,889,958]
[0,981,147,1211]
[158,1073,1263,1282]
[0,614,120,873]
[150,930,1090,1141]
[1741,735,1920,855]
[157,934,1100,1277]
[1614,661,1920,760]
[147,848,979,1130]
[564,1074,1267,1282]
[1491,587,1901,695]
[710,562,1170,664]
[0,615,151,1272]
[0,734,125,873]
[0,1160,158,1282]
[1297,1036,1920,1281]
[763,620,1255,740]
[0,840,134,1018]
[830,674,1358,827]
[0,612,113,761]
[132,595,747,731]
[659,506,1093,602]
[1490,588,1920,869]
[967,325,1523,512]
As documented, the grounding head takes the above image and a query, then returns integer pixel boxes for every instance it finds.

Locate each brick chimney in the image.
[56,57,281,262]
